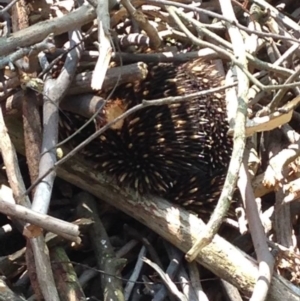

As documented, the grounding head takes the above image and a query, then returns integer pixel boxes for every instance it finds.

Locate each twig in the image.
[0,4,96,56]
[0,0,19,16]
[91,0,112,90]
[186,0,249,261]
[112,48,223,63]
[27,29,83,301]
[0,35,56,70]
[69,62,148,95]
[244,4,265,55]
[268,68,300,111]
[30,235,60,301]
[0,192,80,242]
[0,277,25,301]
[153,242,183,301]
[121,0,162,49]
[5,10,43,292]
[267,128,296,250]
[166,5,300,86]
[221,279,243,301]
[11,0,40,73]
[187,261,209,301]
[252,0,300,32]
[22,89,42,191]
[0,89,31,209]
[124,246,146,300]
[76,192,126,301]
[265,12,300,59]
[177,265,200,301]
[238,160,275,301]
[143,257,188,301]
[50,247,87,300]
[124,225,163,268]
[146,0,300,44]
[77,240,139,289]
[117,33,151,48]
[31,29,83,214]
[0,218,91,279]
[2,63,148,116]
[242,99,296,136]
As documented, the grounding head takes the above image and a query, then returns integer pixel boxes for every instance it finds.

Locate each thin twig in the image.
[76,192,126,301]
[181,0,249,260]
[0,4,96,56]
[143,257,188,301]
[238,160,275,301]
[91,0,112,90]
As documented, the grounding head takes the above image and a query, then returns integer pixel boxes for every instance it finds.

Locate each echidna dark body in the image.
[59,60,232,215]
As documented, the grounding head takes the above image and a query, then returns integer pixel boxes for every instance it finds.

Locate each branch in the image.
[0,4,95,56]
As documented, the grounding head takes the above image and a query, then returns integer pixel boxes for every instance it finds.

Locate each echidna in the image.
[59,60,232,215]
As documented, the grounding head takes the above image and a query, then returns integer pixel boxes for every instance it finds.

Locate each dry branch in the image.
[0,193,80,242]
[0,4,95,56]
[51,247,87,300]
[76,192,125,301]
